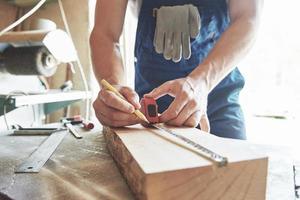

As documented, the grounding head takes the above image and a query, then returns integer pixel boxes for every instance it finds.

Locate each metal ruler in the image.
[64,123,82,139]
[151,124,228,167]
[15,129,68,173]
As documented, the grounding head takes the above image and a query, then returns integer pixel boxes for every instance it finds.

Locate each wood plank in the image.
[0,30,48,43]
[104,125,269,200]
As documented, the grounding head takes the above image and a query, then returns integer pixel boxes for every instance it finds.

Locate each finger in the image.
[184,110,201,127]
[144,81,173,99]
[94,99,141,122]
[99,89,135,113]
[154,29,165,54]
[182,32,191,59]
[160,93,189,122]
[172,31,182,63]
[199,114,210,133]
[119,87,141,109]
[189,5,201,38]
[96,111,141,127]
[166,100,198,126]
[163,31,173,60]
[153,27,157,47]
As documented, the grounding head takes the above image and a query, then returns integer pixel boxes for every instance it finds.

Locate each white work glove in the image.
[154,4,201,63]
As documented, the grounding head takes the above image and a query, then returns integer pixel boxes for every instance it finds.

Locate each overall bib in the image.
[134,0,246,139]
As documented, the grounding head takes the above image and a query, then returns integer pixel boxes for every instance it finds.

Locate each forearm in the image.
[90,0,128,86]
[90,31,125,86]
[189,0,263,92]
[189,18,257,91]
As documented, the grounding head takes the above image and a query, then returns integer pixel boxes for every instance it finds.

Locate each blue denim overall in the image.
[134,0,246,139]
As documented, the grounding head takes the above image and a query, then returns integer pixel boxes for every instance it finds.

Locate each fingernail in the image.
[135,103,141,109]
[128,105,135,113]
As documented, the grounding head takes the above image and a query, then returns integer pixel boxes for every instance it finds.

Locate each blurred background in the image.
[99,0,300,151]
[1,0,299,152]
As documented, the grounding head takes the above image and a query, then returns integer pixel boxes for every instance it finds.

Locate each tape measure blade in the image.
[151,124,228,167]
[15,130,68,173]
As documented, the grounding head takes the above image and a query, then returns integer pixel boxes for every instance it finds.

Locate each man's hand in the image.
[145,77,210,132]
[93,85,143,127]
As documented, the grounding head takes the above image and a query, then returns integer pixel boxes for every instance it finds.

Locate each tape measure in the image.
[140,97,228,167]
[100,80,228,167]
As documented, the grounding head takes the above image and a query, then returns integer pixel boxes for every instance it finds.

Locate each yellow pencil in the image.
[100,79,149,123]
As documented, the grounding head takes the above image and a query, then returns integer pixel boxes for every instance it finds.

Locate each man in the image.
[90,0,263,139]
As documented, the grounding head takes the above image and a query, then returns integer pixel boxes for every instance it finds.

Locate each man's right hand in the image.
[93,85,143,127]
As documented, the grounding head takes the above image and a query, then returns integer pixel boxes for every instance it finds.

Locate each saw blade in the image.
[151,124,228,167]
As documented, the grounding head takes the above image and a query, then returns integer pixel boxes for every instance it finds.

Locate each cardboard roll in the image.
[0,46,59,77]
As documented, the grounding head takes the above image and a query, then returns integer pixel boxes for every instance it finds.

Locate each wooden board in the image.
[104,125,269,200]
[0,30,48,43]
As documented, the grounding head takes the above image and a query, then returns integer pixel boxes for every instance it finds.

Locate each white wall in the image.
[239,0,300,119]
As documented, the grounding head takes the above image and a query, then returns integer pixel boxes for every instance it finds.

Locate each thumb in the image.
[144,82,172,99]
[199,114,210,133]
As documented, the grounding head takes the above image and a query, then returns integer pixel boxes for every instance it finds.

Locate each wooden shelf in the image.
[0,30,49,43]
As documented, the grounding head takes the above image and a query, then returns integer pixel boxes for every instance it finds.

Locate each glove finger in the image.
[154,29,165,54]
[172,31,182,63]
[189,5,201,38]
[153,27,157,47]
[182,32,191,60]
[163,31,173,60]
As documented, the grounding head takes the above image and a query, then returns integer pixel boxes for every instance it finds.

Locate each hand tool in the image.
[101,79,228,167]
[65,115,81,121]
[61,118,82,139]
[15,128,68,173]
[64,115,94,130]
[82,121,94,130]
[13,127,67,135]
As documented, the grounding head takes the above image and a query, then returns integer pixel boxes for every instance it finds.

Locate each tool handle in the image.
[82,121,94,130]
[100,79,149,123]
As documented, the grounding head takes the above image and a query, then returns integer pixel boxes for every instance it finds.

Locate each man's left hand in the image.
[144,77,210,132]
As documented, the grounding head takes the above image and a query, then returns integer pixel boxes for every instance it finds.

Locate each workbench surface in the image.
[0,127,133,200]
[0,126,297,200]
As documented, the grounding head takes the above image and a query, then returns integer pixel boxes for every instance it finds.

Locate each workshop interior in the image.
[0,0,299,199]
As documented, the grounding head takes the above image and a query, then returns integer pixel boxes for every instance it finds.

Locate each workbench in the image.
[0,126,298,200]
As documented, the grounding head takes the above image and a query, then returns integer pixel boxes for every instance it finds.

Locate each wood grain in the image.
[104,125,269,200]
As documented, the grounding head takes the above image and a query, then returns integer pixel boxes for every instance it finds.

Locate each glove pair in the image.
[154,4,201,63]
